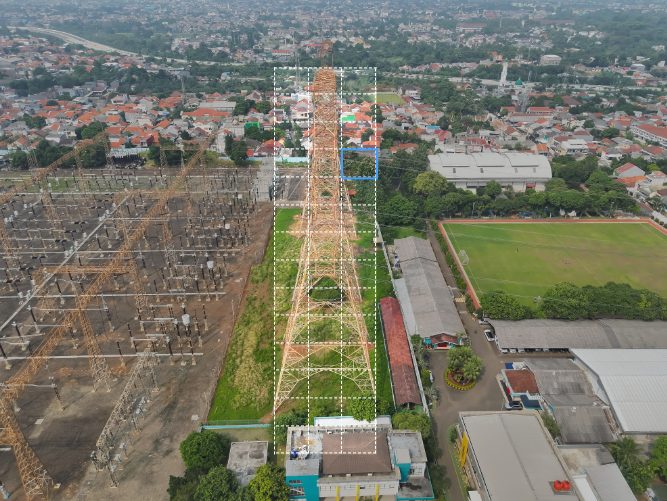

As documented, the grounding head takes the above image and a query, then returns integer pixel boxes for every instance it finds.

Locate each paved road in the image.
[11,26,243,67]
[426,227,504,501]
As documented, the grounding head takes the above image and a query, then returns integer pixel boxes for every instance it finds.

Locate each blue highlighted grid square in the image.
[339,147,379,181]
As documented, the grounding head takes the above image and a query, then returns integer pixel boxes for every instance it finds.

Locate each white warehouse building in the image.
[427,152,552,192]
[540,54,563,65]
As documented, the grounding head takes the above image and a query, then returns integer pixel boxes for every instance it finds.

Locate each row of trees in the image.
[9,144,122,171]
[481,282,667,321]
[169,430,288,501]
[10,57,267,100]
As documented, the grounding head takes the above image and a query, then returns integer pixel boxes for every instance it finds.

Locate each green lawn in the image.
[208,209,300,421]
[442,222,667,306]
[375,92,405,105]
[208,209,394,421]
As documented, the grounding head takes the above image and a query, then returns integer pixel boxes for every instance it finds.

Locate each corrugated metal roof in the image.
[428,152,552,181]
[380,297,422,407]
[491,319,667,350]
[572,349,667,433]
[394,237,465,338]
[393,236,433,262]
[393,278,416,336]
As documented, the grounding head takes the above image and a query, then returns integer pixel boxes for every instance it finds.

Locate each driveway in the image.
[426,228,504,501]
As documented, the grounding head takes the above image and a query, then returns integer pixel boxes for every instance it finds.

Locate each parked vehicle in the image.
[484,329,495,341]
[504,400,523,411]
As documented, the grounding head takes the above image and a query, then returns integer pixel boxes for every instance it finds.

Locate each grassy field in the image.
[375,92,405,105]
[208,209,394,421]
[208,209,300,421]
[442,221,667,306]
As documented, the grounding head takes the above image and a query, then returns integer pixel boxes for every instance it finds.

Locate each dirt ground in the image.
[0,201,273,501]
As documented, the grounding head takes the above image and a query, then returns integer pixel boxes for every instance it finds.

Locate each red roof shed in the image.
[380,297,422,407]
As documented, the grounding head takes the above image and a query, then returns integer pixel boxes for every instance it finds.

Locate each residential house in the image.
[631,124,667,147]
[613,162,645,179]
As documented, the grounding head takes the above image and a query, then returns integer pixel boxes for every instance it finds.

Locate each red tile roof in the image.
[636,124,667,140]
[645,145,665,156]
[617,175,646,187]
[505,370,538,394]
[616,162,639,174]
[380,297,421,407]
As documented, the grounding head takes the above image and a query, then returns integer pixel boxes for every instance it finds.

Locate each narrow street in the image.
[426,227,504,501]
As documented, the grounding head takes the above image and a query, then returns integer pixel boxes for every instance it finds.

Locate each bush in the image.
[179,430,231,474]
[480,291,533,320]
[448,425,459,444]
[540,412,560,440]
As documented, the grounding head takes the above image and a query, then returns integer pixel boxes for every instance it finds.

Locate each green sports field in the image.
[442,221,667,306]
[375,92,405,104]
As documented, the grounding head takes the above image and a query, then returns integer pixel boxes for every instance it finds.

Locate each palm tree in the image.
[610,437,639,467]
[462,356,483,383]
[447,346,484,383]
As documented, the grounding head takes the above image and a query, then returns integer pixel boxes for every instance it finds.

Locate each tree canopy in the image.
[247,464,289,501]
[652,436,667,481]
[610,437,655,494]
[447,346,483,383]
[76,121,107,140]
[179,430,231,474]
[194,466,240,501]
[391,410,432,440]
[480,291,532,320]
[482,283,667,321]
[229,140,249,165]
[348,397,376,422]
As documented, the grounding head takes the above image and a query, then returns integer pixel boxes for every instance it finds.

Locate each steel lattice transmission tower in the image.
[274,67,375,409]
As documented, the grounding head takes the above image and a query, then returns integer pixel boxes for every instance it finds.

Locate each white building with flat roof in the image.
[427,152,552,192]
[540,54,563,65]
[459,411,580,501]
